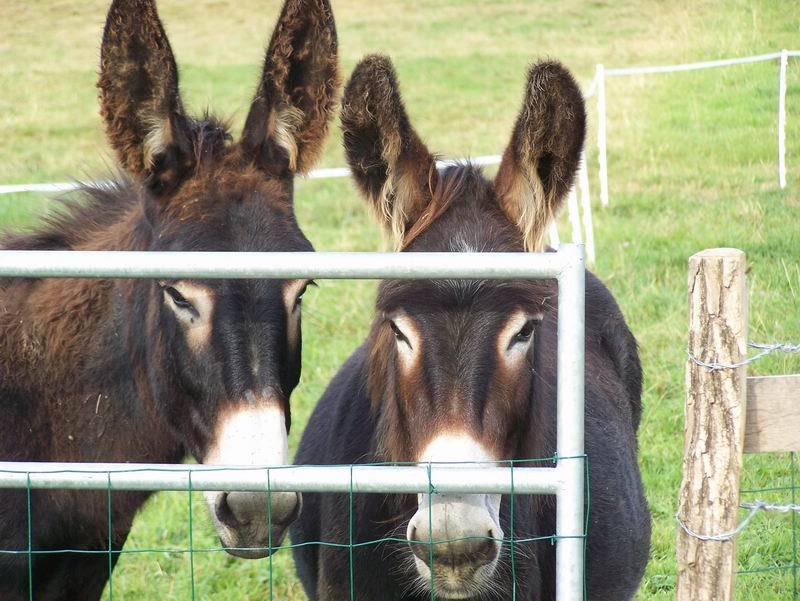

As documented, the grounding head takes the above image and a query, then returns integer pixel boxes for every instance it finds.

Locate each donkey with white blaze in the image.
[291,55,650,600]
[0,0,339,597]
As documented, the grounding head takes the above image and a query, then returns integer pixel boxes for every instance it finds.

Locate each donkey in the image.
[0,0,338,598]
[291,55,650,600]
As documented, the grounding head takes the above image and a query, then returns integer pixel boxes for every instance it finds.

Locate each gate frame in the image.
[0,244,586,601]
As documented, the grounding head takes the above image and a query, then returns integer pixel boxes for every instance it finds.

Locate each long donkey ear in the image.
[241,0,339,176]
[494,61,586,251]
[341,55,437,245]
[98,0,193,194]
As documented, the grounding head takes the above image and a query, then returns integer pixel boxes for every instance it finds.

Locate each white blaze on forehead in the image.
[204,404,288,467]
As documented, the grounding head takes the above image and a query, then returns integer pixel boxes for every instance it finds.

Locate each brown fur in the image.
[242,0,341,175]
[0,0,339,598]
[98,0,187,182]
[366,275,549,466]
[293,55,648,601]
[342,55,586,253]
[494,61,586,250]
[340,55,438,247]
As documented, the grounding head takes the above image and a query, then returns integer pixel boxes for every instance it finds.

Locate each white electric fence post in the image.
[577,153,596,266]
[596,64,609,207]
[566,188,582,244]
[778,49,788,189]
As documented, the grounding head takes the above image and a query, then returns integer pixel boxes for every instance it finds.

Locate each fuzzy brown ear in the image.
[98,0,194,194]
[493,61,586,251]
[241,0,340,176]
[341,55,437,245]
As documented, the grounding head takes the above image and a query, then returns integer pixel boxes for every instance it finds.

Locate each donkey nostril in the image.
[271,492,302,527]
[214,492,240,528]
[409,526,418,542]
[471,534,499,566]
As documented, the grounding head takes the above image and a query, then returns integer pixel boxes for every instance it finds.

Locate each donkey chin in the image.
[406,493,504,599]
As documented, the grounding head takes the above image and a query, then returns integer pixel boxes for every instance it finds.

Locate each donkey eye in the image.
[163,285,194,311]
[389,320,412,349]
[293,280,315,312]
[511,319,536,346]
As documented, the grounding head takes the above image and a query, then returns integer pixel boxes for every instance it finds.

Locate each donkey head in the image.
[99,0,338,557]
[342,56,584,597]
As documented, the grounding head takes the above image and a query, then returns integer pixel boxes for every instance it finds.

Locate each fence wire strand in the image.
[687,341,800,371]
[675,501,800,548]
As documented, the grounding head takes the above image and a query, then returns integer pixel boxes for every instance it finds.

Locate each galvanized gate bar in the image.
[0,463,564,495]
[555,243,586,601]
[0,245,585,601]
[0,250,565,280]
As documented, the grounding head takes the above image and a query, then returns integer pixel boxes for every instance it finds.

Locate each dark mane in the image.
[187,114,231,165]
[401,163,488,249]
[402,162,525,256]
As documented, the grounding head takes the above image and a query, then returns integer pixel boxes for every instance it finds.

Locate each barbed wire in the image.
[687,341,800,371]
[677,501,798,542]
[741,501,800,514]
[676,501,800,542]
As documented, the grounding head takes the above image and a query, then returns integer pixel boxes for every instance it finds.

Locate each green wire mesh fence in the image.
[735,451,800,599]
[0,456,589,600]
[0,247,588,600]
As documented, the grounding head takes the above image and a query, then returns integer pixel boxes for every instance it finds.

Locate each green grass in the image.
[1,0,799,598]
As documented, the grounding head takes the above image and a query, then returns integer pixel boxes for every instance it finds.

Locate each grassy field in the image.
[2,0,799,599]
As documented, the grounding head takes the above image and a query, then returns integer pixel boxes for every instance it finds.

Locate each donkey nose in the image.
[217,491,301,528]
[409,526,499,569]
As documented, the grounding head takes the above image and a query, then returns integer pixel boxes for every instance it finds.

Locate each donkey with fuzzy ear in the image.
[0,0,338,598]
[292,55,649,600]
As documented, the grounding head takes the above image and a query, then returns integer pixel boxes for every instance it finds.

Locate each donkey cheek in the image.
[184,319,212,351]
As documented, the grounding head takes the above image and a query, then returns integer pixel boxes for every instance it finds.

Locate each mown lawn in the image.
[1,1,799,599]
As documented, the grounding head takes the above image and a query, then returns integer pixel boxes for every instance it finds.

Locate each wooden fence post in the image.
[676,248,749,601]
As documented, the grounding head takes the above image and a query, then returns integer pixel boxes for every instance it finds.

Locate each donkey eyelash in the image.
[162,285,195,312]
[294,289,305,311]
[388,320,413,349]
[509,319,538,348]
[293,280,317,311]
